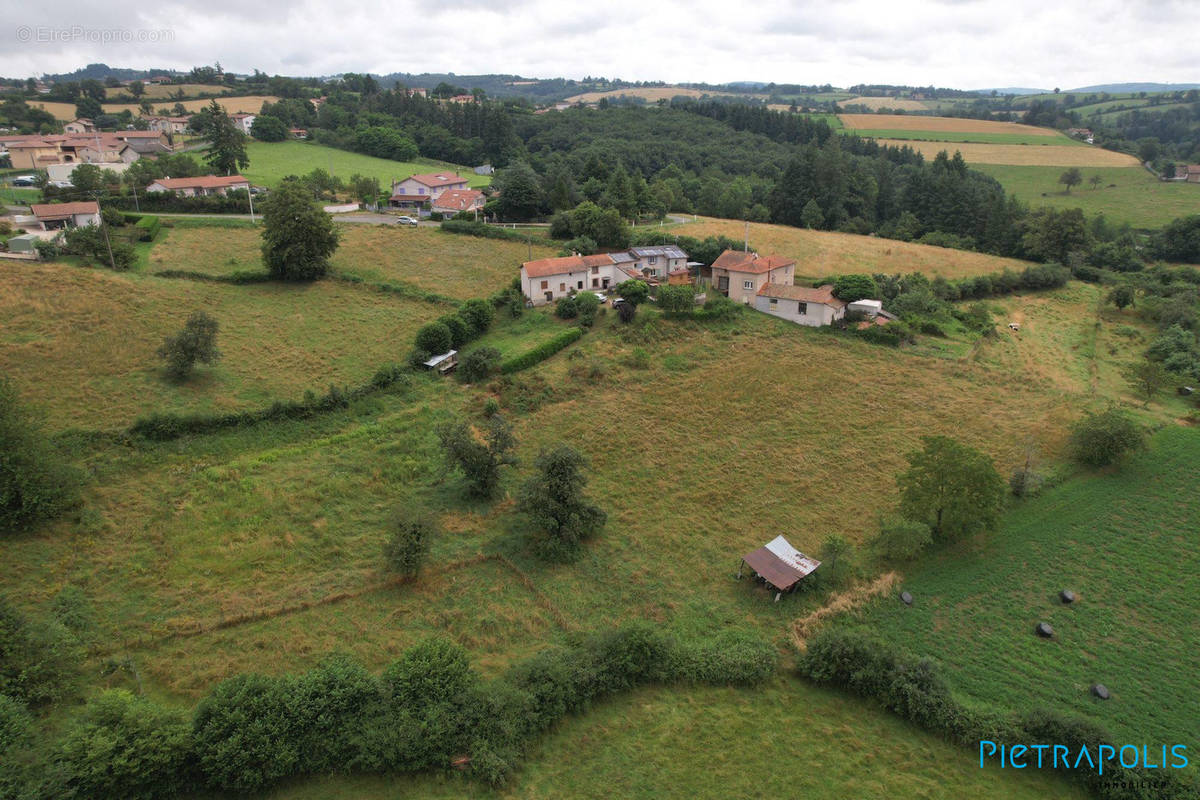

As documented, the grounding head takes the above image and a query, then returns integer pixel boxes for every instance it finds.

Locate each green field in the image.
[843,427,1200,747]
[841,127,1084,146]
[242,140,491,190]
[264,681,1088,800]
[973,164,1200,229]
[1,212,1195,798]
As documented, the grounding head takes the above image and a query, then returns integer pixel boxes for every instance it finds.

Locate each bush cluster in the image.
[500,328,584,374]
[130,370,410,441]
[35,628,775,797]
[411,299,496,363]
[439,220,531,243]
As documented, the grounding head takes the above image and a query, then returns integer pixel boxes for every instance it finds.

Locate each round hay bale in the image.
[1035,622,1054,638]
[1091,684,1110,700]
[900,591,913,606]
[1060,590,1076,604]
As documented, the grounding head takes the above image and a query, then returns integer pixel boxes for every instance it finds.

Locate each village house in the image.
[145,175,251,197]
[754,284,846,327]
[520,253,642,305]
[0,133,142,170]
[143,115,191,135]
[229,113,256,135]
[710,249,796,304]
[626,245,688,279]
[389,171,471,212]
[63,118,95,134]
[431,188,486,217]
[30,201,100,230]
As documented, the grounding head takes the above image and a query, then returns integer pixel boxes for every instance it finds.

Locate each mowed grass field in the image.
[0,260,441,430]
[974,164,1200,229]
[670,216,1037,279]
[30,96,278,121]
[265,681,1086,800]
[838,97,931,111]
[103,82,228,100]
[563,87,759,103]
[875,139,1140,167]
[147,223,554,298]
[839,114,1064,137]
[242,140,490,189]
[842,427,1200,747]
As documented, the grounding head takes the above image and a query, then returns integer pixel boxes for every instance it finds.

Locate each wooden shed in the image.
[423,350,458,375]
[739,535,821,601]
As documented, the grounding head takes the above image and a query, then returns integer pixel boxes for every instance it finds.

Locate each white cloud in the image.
[2,0,1197,89]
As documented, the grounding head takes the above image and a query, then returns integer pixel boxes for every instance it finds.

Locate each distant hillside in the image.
[974,87,1050,95]
[1069,82,1200,93]
[40,62,179,82]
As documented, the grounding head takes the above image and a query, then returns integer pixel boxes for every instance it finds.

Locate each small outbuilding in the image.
[738,535,821,601]
[423,350,458,375]
[6,233,40,254]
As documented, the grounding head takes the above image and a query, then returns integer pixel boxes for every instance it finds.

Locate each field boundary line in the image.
[790,571,900,651]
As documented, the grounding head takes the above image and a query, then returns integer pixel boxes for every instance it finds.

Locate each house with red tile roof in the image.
[520,253,642,305]
[145,175,250,196]
[389,171,471,212]
[431,188,485,217]
[710,249,796,304]
[30,201,100,230]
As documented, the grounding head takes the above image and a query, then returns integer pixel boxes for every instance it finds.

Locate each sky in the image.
[2,0,1197,90]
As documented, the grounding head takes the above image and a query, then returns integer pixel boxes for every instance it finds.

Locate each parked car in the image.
[592,292,607,303]
[611,297,627,308]
[397,216,418,226]
[11,175,36,187]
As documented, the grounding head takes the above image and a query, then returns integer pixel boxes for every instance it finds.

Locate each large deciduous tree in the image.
[259,180,339,280]
[897,435,1004,543]
[518,445,606,561]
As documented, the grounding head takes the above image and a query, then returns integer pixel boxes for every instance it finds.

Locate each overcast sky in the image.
[3,0,1197,90]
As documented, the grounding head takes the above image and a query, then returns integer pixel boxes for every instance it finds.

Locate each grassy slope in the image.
[841,128,1085,145]
[264,681,1087,800]
[874,140,1139,167]
[242,141,491,189]
[843,426,1200,746]
[146,223,556,297]
[30,96,277,121]
[0,260,443,430]
[669,216,1037,279]
[973,164,1199,229]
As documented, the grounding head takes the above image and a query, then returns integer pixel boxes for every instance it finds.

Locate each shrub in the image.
[458,298,494,336]
[0,375,81,534]
[518,445,607,561]
[288,654,380,774]
[192,673,299,793]
[0,693,31,757]
[55,689,194,800]
[383,513,435,579]
[1069,408,1145,467]
[157,311,220,380]
[668,630,777,686]
[458,347,501,383]
[500,328,583,374]
[871,514,932,561]
[572,291,600,327]
[382,639,476,709]
[439,314,470,348]
[695,293,742,322]
[133,215,161,241]
[436,415,517,498]
[656,283,696,316]
[554,295,578,319]
[833,274,878,303]
[0,600,79,705]
[414,322,453,356]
